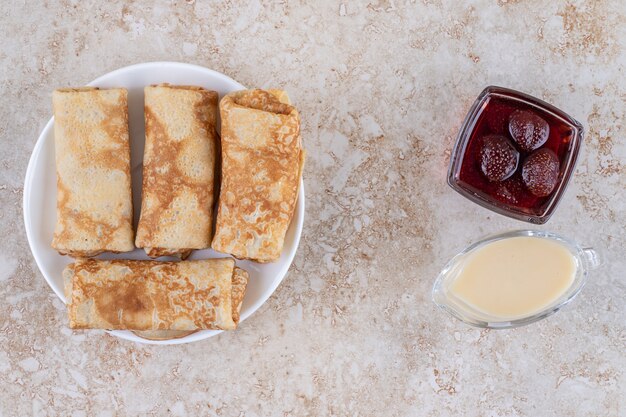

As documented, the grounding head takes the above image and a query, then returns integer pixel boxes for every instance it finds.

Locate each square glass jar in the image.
[447,86,584,224]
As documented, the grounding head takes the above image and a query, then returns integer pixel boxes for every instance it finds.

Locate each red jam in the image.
[457,94,576,216]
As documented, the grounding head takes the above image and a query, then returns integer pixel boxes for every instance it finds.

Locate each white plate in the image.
[23,62,305,345]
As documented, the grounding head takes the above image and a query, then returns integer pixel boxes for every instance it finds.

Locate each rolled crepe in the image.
[64,258,249,331]
[212,89,304,263]
[135,84,219,258]
[51,87,134,257]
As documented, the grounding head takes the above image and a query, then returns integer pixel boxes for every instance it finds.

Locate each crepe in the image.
[63,258,249,331]
[51,87,134,257]
[135,84,219,258]
[212,89,304,263]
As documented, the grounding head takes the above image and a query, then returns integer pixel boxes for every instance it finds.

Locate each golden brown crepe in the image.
[63,258,249,331]
[51,87,134,257]
[212,89,304,263]
[135,84,219,259]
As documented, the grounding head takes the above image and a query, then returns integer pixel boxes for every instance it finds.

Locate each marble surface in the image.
[1,1,625,416]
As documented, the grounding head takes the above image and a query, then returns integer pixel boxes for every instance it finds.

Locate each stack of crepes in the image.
[51,85,303,337]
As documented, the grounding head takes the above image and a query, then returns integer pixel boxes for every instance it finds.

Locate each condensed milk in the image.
[449,236,577,319]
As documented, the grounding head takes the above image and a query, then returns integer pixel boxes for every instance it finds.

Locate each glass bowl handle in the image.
[581,247,601,270]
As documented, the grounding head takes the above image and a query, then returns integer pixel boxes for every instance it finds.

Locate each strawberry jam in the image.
[448,86,584,224]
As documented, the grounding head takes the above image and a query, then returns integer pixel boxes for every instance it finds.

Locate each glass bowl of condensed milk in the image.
[432,230,600,329]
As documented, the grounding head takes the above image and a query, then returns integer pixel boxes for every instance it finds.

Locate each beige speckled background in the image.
[1,1,625,416]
